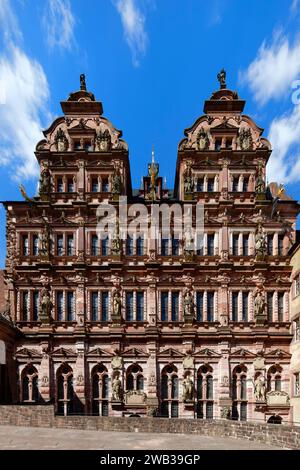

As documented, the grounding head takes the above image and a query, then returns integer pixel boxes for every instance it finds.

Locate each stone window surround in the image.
[87,173,111,193]
[53,173,76,193]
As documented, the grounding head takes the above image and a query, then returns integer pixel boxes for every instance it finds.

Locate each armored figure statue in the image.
[183,162,193,195]
[197,127,210,151]
[96,129,111,152]
[182,375,194,402]
[255,162,265,194]
[39,169,51,198]
[80,73,86,91]
[111,167,122,194]
[238,128,253,151]
[254,376,266,402]
[183,226,194,254]
[39,224,51,258]
[183,290,195,318]
[255,224,267,260]
[111,231,121,256]
[113,290,122,317]
[39,288,53,321]
[55,128,68,152]
[254,289,266,317]
[112,374,122,401]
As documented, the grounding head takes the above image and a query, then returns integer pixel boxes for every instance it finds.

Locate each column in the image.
[238,232,243,256]
[273,232,279,256]
[274,291,278,322]
[238,291,242,322]
[74,341,86,411]
[203,233,208,256]
[214,232,219,256]
[203,291,208,322]
[284,291,289,322]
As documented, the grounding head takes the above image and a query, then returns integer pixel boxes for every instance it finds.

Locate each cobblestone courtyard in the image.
[0,425,284,450]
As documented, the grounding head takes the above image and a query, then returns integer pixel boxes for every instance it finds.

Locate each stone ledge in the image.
[0,405,299,449]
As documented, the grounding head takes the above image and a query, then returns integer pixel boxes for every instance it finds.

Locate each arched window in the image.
[232,365,248,421]
[125,364,144,392]
[91,364,109,416]
[267,365,282,392]
[197,365,214,419]
[161,364,178,418]
[56,364,73,416]
[21,365,38,403]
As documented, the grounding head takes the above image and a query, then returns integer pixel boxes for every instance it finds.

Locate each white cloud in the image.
[113,0,148,66]
[43,0,75,51]
[291,0,299,12]
[0,0,50,181]
[241,32,300,104]
[267,104,300,184]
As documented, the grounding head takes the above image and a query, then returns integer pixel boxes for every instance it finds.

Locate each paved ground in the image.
[0,425,284,450]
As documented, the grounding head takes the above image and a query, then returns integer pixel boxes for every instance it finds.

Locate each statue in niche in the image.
[183,289,195,318]
[254,289,266,317]
[254,376,266,401]
[112,290,122,317]
[183,162,193,194]
[255,162,265,194]
[111,373,122,401]
[39,223,51,258]
[39,288,53,322]
[55,128,69,152]
[238,128,253,151]
[96,129,111,152]
[196,127,210,151]
[39,169,51,198]
[111,166,122,194]
[255,223,267,261]
[182,375,194,402]
[217,68,226,88]
[111,231,121,256]
[183,226,194,255]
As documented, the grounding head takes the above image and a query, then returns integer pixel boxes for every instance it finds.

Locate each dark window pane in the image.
[207,178,214,192]
[57,178,63,192]
[172,237,179,256]
[161,375,168,400]
[267,292,273,322]
[33,291,39,321]
[91,292,98,321]
[126,292,134,321]
[267,234,273,255]
[232,177,239,192]
[91,235,98,256]
[161,238,169,256]
[232,234,239,256]
[278,293,284,322]
[207,292,214,322]
[242,292,248,322]
[171,292,179,321]
[101,238,108,256]
[136,237,144,256]
[242,234,249,256]
[67,292,75,321]
[136,292,144,322]
[206,376,213,399]
[171,401,178,418]
[33,235,39,256]
[196,292,203,322]
[57,291,64,321]
[101,292,109,322]
[206,402,214,419]
[161,292,168,322]
[232,292,238,322]
[207,234,214,256]
[240,402,247,421]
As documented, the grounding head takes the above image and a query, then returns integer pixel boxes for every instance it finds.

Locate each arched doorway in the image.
[267,415,282,424]
[91,364,109,416]
[56,364,74,416]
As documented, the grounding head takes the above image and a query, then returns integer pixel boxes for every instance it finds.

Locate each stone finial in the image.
[217,68,226,89]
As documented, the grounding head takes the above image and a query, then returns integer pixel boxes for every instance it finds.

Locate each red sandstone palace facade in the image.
[0,72,299,423]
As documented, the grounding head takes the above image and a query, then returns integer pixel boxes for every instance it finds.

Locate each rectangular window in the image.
[56,235,64,256]
[278,292,284,322]
[232,292,238,322]
[242,292,248,322]
[136,237,144,256]
[242,234,249,256]
[126,292,134,321]
[101,292,109,322]
[67,178,74,193]
[33,291,39,321]
[101,237,109,256]
[67,291,75,322]
[206,402,214,419]
[267,234,273,255]
[136,292,144,322]
[207,178,214,192]
[67,235,74,256]
[197,178,204,192]
[126,237,134,256]
[267,292,274,322]
[294,318,300,341]
[57,291,64,321]
[33,235,39,256]
[242,178,249,192]
[102,178,109,192]
[57,177,63,192]
[295,276,300,297]
[171,237,179,256]
[215,139,222,151]
[232,177,239,192]
[91,235,98,256]
[232,234,239,256]
[171,292,179,322]
[161,292,168,322]
[22,235,29,256]
[207,234,215,256]
[295,373,300,396]
[196,292,203,322]
[91,178,99,192]
[22,291,29,321]
[207,292,214,322]
[161,238,169,256]
[278,234,284,256]
[91,292,99,321]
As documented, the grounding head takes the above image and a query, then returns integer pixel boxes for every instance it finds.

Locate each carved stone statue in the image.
[217,68,226,88]
[254,376,266,402]
[182,375,194,402]
[39,224,51,258]
[238,128,253,151]
[39,288,53,322]
[255,224,267,261]
[96,129,111,152]
[183,227,194,255]
[183,162,193,195]
[112,290,122,317]
[111,166,122,195]
[255,162,265,195]
[39,169,51,198]
[55,128,69,152]
[111,231,121,256]
[197,127,210,151]
[183,290,195,318]
[80,73,86,91]
[111,373,122,401]
[254,289,266,317]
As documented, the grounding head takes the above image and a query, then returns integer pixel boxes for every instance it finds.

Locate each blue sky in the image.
[0,0,300,267]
